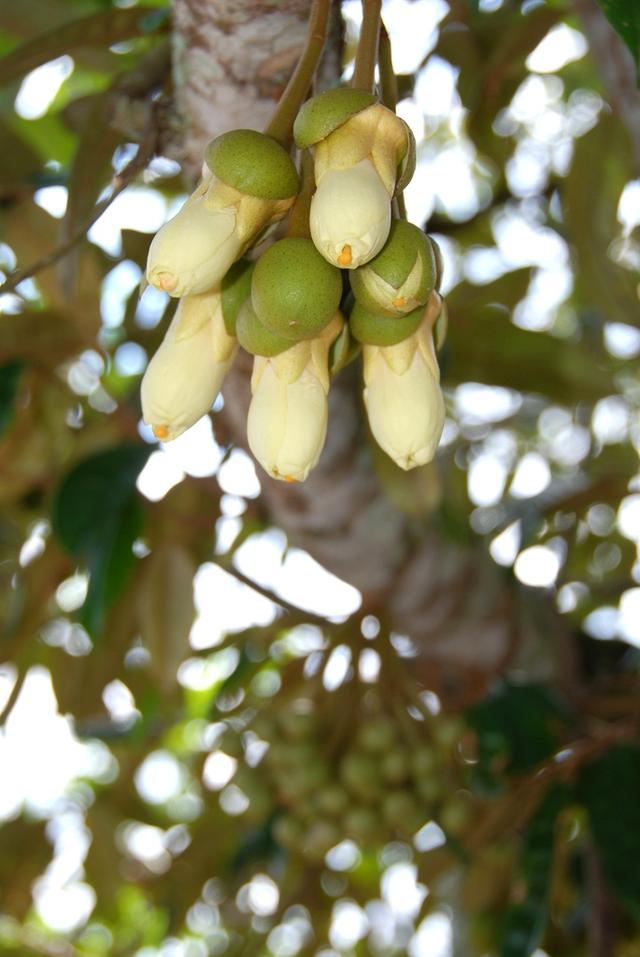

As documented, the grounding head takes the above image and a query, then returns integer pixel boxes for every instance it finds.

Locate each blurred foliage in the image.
[1,1,640,956]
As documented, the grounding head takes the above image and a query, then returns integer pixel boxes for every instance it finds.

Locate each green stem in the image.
[378,21,397,111]
[379,21,407,219]
[265,0,331,147]
[351,0,382,92]
[287,149,315,238]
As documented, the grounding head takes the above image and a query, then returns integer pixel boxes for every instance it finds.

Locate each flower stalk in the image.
[351,0,382,93]
[265,0,332,147]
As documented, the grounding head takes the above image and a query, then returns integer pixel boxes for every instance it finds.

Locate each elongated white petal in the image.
[310,158,391,269]
[363,323,445,470]
[146,197,243,297]
[141,293,237,442]
[246,319,343,483]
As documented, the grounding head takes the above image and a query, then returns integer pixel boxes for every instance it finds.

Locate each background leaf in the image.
[499,787,567,957]
[595,1,640,78]
[580,744,640,919]
[0,360,24,437]
[52,444,150,635]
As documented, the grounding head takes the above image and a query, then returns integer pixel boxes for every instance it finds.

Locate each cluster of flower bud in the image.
[141,91,447,480]
[213,702,473,863]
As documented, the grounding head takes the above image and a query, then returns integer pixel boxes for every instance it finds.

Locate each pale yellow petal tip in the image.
[337,244,352,267]
[152,424,170,440]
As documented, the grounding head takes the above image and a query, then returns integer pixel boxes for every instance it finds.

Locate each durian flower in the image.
[298,98,412,269]
[247,315,342,482]
[363,310,444,470]
[141,290,237,442]
[146,130,298,297]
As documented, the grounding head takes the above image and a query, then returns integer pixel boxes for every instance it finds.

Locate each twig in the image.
[0,105,159,295]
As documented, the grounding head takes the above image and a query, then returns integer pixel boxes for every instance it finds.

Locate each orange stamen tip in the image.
[392,297,407,307]
[337,245,352,267]
[158,273,178,292]
[153,425,170,440]
[284,475,298,483]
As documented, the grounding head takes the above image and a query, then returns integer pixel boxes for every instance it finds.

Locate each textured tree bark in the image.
[169,0,560,692]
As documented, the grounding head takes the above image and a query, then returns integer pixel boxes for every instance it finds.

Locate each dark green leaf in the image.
[0,7,169,86]
[52,444,151,636]
[467,682,566,789]
[595,1,640,78]
[500,787,567,957]
[580,744,640,918]
[0,360,24,437]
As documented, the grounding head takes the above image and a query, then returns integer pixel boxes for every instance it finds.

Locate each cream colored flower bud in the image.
[247,316,342,482]
[310,158,391,269]
[146,194,243,297]
[363,315,445,470]
[141,291,237,442]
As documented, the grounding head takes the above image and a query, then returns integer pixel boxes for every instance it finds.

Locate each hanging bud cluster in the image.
[141,35,447,480]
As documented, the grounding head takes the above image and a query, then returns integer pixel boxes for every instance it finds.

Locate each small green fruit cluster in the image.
[220,704,475,862]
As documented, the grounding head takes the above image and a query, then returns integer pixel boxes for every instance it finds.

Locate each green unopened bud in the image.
[350,300,424,347]
[293,88,378,148]
[350,220,436,317]
[251,237,342,341]
[343,806,379,842]
[430,236,444,292]
[221,258,254,337]
[236,300,292,357]
[382,791,422,831]
[205,129,299,200]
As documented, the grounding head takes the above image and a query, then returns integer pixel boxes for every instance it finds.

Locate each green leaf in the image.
[446,270,615,402]
[52,444,151,636]
[595,1,640,78]
[580,744,640,918]
[0,6,169,86]
[467,682,566,790]
[500,786,567,957]
[0,360,24,437]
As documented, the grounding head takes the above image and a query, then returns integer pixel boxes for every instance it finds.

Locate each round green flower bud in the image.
[430,237,444,292]
[415,776,442,805]
[356,717,397,753]
[205,129,299,200]
[277,709,317,741]
[273,813,303,850]
[440,793,472,836]
[316,784,350,817]
[252,237,342,341]
[221,258,254,336]
[236,300,292,356]
[350,301,424,347]
[303,819,341,860]
[293,88,378,148]
[381,749,410,785]
[343,806,379,843]
[349,220,436,317]
[382,791,421,830]
[412,746,439,780]
[396,121,416,192]
[339,752,379,802]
